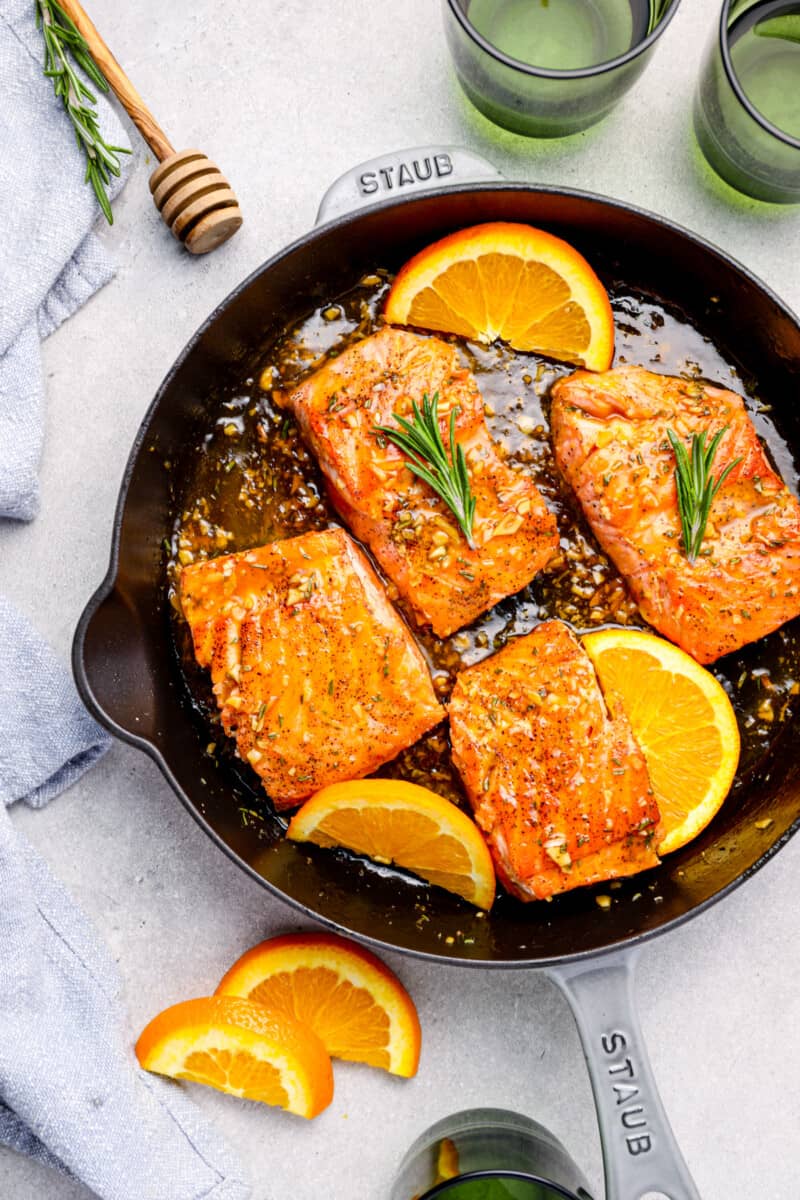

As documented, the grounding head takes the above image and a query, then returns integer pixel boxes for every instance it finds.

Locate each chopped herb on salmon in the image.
[551,366,800,663]
[280,328,558,637]
[179,528,444,808]
[449,621,661,901]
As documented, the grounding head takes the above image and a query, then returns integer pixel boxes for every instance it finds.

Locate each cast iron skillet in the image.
[73,148,800,1200]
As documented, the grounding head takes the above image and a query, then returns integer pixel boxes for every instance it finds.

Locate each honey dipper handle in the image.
[56,0,175,162]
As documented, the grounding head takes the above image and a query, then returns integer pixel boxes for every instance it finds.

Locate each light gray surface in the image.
[1,1,799,1197]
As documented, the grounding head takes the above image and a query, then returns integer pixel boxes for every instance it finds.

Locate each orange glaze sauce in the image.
[167,272,799,831]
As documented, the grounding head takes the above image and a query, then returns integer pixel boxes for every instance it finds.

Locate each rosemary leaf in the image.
[667,426,742,563]
[376,392,477,548]
[36,1,130,224]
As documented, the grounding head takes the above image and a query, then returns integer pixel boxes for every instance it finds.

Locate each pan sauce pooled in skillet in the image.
[178,528,444,808]
[551,366,800,664]
[448,620,662,901]
[170,271,800,905]
[279,327,558,637]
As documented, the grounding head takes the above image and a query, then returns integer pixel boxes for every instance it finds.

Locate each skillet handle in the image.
[315,145,503,224]
[546,949,701,1200]
[73,582,159,744]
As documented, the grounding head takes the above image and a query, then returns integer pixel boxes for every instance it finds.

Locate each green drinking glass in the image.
[694,0,800,202]
[391,1109,594,1200]
[442,0,682,137]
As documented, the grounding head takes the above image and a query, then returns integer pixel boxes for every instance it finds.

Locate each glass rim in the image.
[444,0,683,80]
[418,1169,582,1200]
[719,0,800,150]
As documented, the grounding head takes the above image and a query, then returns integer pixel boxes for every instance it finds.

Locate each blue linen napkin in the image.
[0,599,251,1200]
[0,0,129,520]
[0,4,251,1196]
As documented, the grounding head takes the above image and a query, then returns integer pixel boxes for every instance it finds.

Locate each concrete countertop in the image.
[1,1,798,1197]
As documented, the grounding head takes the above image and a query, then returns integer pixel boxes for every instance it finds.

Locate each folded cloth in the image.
[0,597,251,1199]
[0,0,132,521]
[0,8,251,1194]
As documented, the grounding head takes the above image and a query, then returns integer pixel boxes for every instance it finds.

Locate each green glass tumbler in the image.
[442,0,682,137]
[391,1109,594,1200]
[694,0,800,202]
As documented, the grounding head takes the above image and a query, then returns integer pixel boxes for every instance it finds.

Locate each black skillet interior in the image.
[74,185,800,966]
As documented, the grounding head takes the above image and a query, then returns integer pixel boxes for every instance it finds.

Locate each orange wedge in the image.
[216,933,421,1077]
[384,221,614,370]
[582,629,741,855]
[135,996,333,1118]
[287,779,496,910]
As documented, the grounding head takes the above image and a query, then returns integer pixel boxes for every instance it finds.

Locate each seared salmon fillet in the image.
[448,620,661,901]
[551,366,800,663]
[281,328,558,637]
[179,528,444,808]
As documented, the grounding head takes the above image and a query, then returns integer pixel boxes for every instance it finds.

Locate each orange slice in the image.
[582,629,741,855]
[287,779,496,910]
[384,221,614,370]
[436,1139,461,1182]
[216,932,421,1077]
[135,995,333,1118]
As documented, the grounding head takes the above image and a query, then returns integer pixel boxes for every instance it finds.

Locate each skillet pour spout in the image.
[74,147,800,1200]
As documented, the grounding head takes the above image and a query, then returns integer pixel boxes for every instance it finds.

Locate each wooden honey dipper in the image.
[58,0,242,254]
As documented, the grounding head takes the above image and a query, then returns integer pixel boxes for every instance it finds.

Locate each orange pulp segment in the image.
[582,628,741,855]
[135,995,333,1118]
[216,932,421,1077]
[384,221,614,370]
[287,779,496,910]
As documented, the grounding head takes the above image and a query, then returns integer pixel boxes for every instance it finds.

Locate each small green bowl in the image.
[693,0,800,203]
[442,0,683,138]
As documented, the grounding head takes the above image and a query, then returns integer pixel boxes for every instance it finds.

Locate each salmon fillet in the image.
[448,620,661,901]
[179,528,444,808]
[281,328,558,638]
[551,366,800,663]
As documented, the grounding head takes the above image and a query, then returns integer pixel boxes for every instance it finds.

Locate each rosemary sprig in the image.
[36,0,130,223]
[376,392,477,549]
[667,426,741,563]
